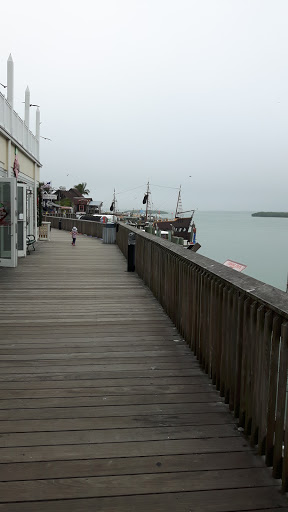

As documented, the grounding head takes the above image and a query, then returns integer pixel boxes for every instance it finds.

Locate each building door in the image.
[17,183,27,257]
[0,177,17,267]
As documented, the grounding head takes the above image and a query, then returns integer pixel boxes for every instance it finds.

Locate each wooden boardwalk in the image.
[0,229,286,511]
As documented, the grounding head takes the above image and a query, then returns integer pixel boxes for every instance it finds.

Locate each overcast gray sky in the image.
[1,1,287,212]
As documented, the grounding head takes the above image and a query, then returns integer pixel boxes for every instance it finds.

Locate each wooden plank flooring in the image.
[0,229,287,511]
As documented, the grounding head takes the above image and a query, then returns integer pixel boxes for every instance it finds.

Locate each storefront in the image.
[0,55,41,267]
[0,158,40,267]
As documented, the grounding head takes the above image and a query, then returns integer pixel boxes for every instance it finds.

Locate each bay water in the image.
[191,211,288,292]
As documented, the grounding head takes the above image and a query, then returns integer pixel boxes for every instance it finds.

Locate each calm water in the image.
[191,211,288,292]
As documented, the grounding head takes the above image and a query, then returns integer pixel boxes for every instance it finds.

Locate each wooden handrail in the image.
[44,216,103,239]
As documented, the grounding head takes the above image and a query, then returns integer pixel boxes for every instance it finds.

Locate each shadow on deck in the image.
[0,229,286,511]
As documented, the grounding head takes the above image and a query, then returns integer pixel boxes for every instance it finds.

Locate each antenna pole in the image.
[113,188,116,215]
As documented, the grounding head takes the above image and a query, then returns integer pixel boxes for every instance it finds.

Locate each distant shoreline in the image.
[252,212,288,218]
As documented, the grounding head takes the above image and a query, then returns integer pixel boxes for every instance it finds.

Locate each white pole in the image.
[36,108,40,140]
[6,53,13,177]
[36,107,40,160]
[7,54,14,108]
[25,86,30,128]
[34,162,38,239]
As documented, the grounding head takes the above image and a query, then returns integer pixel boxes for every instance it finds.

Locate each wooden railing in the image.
[44,216,103,238]
[116,222,288,490]
[45,212,77,219]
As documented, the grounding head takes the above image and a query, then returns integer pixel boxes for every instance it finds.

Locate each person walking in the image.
[71,226,78,246]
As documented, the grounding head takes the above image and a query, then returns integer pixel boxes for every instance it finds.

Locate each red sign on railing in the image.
[224,260,247,272]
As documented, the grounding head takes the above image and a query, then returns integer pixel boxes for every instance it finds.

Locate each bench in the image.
[26,234,36,254]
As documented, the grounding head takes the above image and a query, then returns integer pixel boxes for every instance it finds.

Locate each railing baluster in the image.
[225,288,233,405]
[186,264,193,349]
[190,266,197,353]
[220,286,228,397]
[215,283,224,391]
[257,310,273,455]
[198,271,205,367]
[244,302,257,436]
[211,281,219,386]
[272,322,288,478]
[239,298,251,427]
[194,269,201,360]
[266,316,281,466]
[282,322,288,490]
[208,278,215,379]
[229,291,238,411]
[251,305,265,446]
[234,294,245,418]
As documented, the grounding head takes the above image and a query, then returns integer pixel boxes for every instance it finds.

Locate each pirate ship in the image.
[147,184,196,244]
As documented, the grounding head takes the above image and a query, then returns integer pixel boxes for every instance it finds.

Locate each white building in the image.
[0,55,41,267]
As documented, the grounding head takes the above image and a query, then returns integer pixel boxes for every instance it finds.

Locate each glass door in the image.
[0,178,17,267]
[17,184,27,257]
[26,188,33,238]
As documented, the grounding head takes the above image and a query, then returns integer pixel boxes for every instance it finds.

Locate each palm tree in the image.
[74,182,90,195]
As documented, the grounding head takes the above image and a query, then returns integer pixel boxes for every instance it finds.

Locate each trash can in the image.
[103,223,116,244]
[127,232,136,272]
[58,219,62,230]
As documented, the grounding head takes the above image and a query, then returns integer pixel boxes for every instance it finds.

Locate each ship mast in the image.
[175,185,183,218]
[113,188,116,215]
[144,181,150,222]
[110,188,117,215]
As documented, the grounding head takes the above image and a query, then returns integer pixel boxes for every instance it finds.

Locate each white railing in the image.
[0,92,39,160]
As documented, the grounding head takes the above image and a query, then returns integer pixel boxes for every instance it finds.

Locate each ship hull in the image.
[154,217,192,242]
